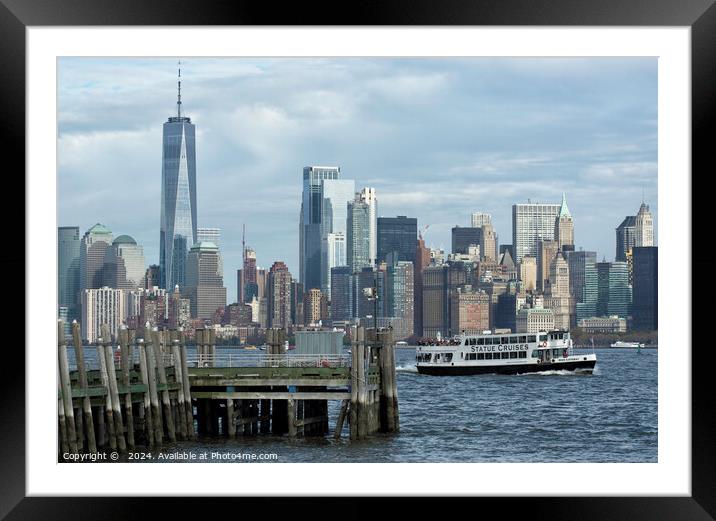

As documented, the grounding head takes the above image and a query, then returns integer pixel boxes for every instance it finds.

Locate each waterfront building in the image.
[516,307,555,334]
[347,195,372,273]
[537,239,559,292]
[267,261,292,329]
[58,226,81,327]
[299,165,354,292]
[103,235,146,290]
[450,286,490,335]
[80,223,114,296]
[578,316,627,333]
[184,242,226,320]
[567,250,598,327]
[555,193,574,250]
[519,256,537,291]
[81,287,126,343]
[159,65,197,290]
[512,201,560,264]
[330,266,354,322]
[632,246,658,331]
[377,216,417,265]
[596,261,631,319]
[451,226,482,255]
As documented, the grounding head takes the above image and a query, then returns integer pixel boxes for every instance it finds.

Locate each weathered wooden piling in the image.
[57,364,69,455]
[151,329,176,443]
[170,333,187,440]
[101,324,127,452]
[69,321,97,453]
[96,328,117,451]
[179,329,195,438]
[58,321,79,454]
[136,337,154,447]
[144,332,163,447]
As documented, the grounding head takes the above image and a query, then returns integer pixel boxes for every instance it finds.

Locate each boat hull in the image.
[416,359,596,376]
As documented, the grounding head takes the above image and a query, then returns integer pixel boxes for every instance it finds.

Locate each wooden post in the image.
[57,364,69,456]
[356,327,368,439]
[137,337,154,447]
[71,322,96,453]
[119,327,135,449]
[349,327,360,440]
[388,328,399,431]
[260,399,270,434]
[179,329,195,438]
[152,330,176,442]
[101,324,127,452]
[58,320,78,454]
[170,334,187,440]
[226,399,235,438]
[287,398,296,438]
[96,327,117,451]
[334,399,349,439]
[144,332,163,447]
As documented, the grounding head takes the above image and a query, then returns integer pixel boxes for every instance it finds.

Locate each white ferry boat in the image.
[610,341,645,348]
[415,330,596,375]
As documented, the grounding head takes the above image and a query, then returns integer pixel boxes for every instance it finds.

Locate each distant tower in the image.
[160,60,197,290]
[634,201,654,247]
[555,193,574,250]
[80,223,113,293]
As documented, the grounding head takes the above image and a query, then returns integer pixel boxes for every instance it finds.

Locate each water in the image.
[139,347,657,463]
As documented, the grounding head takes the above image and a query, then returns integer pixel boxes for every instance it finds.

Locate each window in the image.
[485,353,493,360]
[477,353,485,360]
[528,335,537,343]
[539,334,547,341]
[519,336,527,343]
[509,336,518,344]
[519,351,527,359]
[471,338,477,345]
[477,338,485,345]
[444,353,453,362]
[501,337,509,344]
[501,352,509,359]
[509,351,518,359]
[552,349,560,356]
[491,337,500,345]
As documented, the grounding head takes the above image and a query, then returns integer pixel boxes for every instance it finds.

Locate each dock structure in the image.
[57,321,399,458]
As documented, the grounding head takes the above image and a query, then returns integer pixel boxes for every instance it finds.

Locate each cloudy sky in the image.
[58,57,657,303]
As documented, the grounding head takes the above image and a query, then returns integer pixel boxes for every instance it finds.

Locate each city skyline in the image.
[58,57,658,302]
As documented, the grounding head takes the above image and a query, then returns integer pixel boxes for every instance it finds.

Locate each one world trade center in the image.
[159,62,197,290]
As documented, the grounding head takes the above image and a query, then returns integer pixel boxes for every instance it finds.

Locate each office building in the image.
[377,216,417,265]
[58,226,81,326]
[267,261,292,328]
[81,286,126,343]
[159,65,198,290]
[450,287,490,335]
[516,307,555,334]
[555,193,574,250]
[451,226,482,255]
[616,201,655,261]
[632,246,658,331]
[103,235,146,290]
[596,261,631,319]
[322,232,346,296]
[414,235,431,337]
[184,242,226,320]
[471,212,492,228]
[537,239,559,292]
[386,261,414,338]
[567,250,598,326]
[544,251,571,330]
[512,201,560,264]
[330,266,354,323]
[519,256,537,291]
[303,288,329,326]
[347,195,372,273]
[80,223,113,294]
[578,316,627,333]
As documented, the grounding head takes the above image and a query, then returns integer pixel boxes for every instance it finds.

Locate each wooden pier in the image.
[57,321,399,458]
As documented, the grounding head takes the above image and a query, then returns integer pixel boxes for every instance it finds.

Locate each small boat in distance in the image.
[244,345,257,350]
[396,341,408,346]
[610,341,645,348]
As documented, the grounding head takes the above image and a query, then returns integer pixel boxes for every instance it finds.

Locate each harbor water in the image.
[140,346,657,463]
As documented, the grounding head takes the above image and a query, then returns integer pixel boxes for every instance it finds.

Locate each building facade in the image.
[103,235,146,290]
[596,261,632,319]
[631,246,658,331]
[267,261,292,328]
[512,202,560,264]
[516,307,555,334]
[347,195,372,273]
[80,223,114,295]
[519,256,537,291]
[450,287,490,335]
[184,242,226,320]
[377,216,417,265]
[451,226,482,255]
[81,287,126,343]
[58,226,81,328]
[555,193,574,250]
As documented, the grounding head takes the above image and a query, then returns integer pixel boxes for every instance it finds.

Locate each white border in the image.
[28,27,690,496]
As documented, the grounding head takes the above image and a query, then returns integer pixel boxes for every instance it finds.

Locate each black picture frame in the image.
[3,0,712,519]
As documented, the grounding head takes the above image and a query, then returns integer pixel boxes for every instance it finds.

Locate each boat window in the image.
[484,353,493,360]
[509,336,518,344]
[519,336,527,343]
[477,353,485,360]
[501,352,509,359]
[471,338,477,345]
[528,335,537,343]
[539,334,547,341]
[552,349,560,356]
[444,353,453,362]
[501,337,509,344]
[509,351,517,359]
[519,351,527,358]
[477,338,484,345]
[492,337,501,345]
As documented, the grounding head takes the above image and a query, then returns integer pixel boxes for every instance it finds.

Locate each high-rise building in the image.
[81,287,126,343]
[615,216,637,262]
[616,201,655,262]
[167,285,191,329]
[386,261,414,339]
[322,232,346,296]
[567,250,598,326]
[290,279,304,327]
[471,212,492,228]
[480,223,497,262]
[160,64,197,290]
[58,226,81,328]
[450,286,490,335]
[347,195,372,273]
[145,264,161,289]
[596,261,631,319]
[512,201,560,264]
[242,247,257,302]
[377,216,417,265]
[519,256,537,292]
[267,261,292,328]
[536,239,559,292]
[358,187,378,266]
[103,235,146,290]
[422,261,475,338]
[184,242,226,320]
[451,226,482,255]
[632,246,658,331]
[80,223,113,294]
[414,236,431,337]
[303,288,329,326]
[299,166,354,292]
[197,227,220,247]
[555,193,574,250]
[352,267,386,321]
[544,251,571,330]
[330,266,353,322]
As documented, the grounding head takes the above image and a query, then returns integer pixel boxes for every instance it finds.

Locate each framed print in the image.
[4,0,714,518]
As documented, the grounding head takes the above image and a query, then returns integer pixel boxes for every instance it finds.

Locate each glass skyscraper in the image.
[159,65,197,290]
[299,166,354,292]
[596,261,632,318]
[58,226,81,330]
[512,202,561,264]
[377,216,418,265]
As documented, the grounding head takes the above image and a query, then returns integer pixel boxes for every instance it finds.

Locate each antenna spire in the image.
[177,59,182,118]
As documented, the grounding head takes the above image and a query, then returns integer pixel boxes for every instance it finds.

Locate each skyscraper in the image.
[322,232,346,296]
[615,216,637,262]
[103,235,146,290]
[615,201,655,262]
[567,250,598,326]
[512,201,561,264]
[536,239,559,292]
[347,195,372,273]
[267,261,292,328]
[555,193,574,250]
[299,166,354,292]
[80,223,113,294]
[330,266,353,322]
[81,287,126,343]
[377,216,417,265]
[471,212,492,228]
[160,63,197,291]
[632,246,658,331]
[58,226,81,327]
[544,251,571,330]
[184,241,226,320]
[358,187,378,266]
[451,226,482,255]
[596,261,631,319]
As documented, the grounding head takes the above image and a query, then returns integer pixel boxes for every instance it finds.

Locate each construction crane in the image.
[419,224,430,241]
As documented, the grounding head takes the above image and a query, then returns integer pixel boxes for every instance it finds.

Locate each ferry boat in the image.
[610,341,645,348]
[415,330,596,375]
